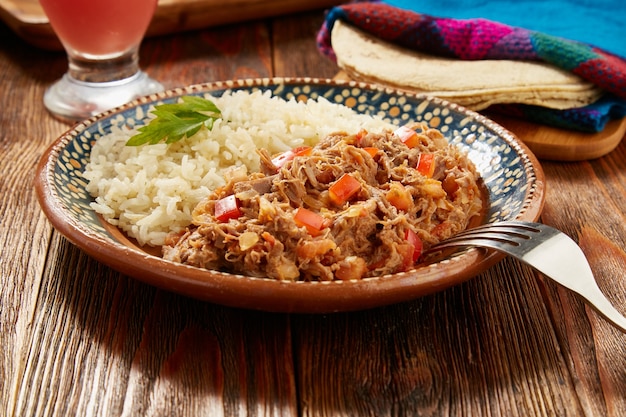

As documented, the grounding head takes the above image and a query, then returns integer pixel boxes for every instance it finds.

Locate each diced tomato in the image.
[214,194,241,222]
[355,128,368,144]
[442,175,460,195]
[379,228,425,272]
[261,231,276,247]
[394,125,420,148]
[294,207,329,236]
[363,147,378,158]
[328,173,361,206]
[292,145,313,157]
[386,182,412,211]
[271,146,313,169]
[416,153,435,177]
[397,244,415,271]
[404,228,423,263]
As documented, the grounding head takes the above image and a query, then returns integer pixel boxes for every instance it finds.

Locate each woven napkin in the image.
[317,1,626,132]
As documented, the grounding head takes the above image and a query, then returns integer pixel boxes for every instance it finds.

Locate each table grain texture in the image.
[1,9,625,417]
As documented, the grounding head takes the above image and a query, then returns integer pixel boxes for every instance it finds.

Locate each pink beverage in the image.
[39,0,157,58]
[39,0,163,120]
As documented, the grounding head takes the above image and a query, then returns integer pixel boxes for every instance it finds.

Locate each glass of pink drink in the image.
[39,0,164,121]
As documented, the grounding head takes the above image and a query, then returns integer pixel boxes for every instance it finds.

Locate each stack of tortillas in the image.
[331,20,603,111]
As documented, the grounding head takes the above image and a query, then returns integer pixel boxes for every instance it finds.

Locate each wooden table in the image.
[1,8,625,417]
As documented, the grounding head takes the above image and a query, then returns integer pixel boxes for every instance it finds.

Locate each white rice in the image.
[84,89,392,246]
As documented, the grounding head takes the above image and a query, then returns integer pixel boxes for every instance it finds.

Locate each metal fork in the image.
[426,221,626,333]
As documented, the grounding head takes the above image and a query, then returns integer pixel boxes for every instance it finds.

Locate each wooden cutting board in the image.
[485,112,626,161]
[333,72,625,161]
[0,0,344,50]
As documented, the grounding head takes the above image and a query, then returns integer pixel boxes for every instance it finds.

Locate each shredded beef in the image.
[162,124,484,281]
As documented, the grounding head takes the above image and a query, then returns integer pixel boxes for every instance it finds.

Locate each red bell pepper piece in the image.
[405,228,423,263]
[416,153,435,178]
[271,146,312,169]
[394,125,420,148]
[354,128,368,145]
[328,173,361,206]
[294,207,329,236]
[363,147,378,158]
[214,194,241,222]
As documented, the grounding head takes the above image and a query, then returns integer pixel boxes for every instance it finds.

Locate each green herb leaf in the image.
[125,96,221,146]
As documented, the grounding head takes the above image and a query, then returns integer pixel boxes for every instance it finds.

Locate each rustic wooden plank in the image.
[272,11,339,79]
[2,8,625,417]
[0,22,65,414]
[9,237,297,416]
[0,17,297,417]
[537,144,626,417]
[140,22,274,90]
[292,260,587,416]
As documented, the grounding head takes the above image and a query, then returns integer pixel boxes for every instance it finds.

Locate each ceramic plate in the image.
[35,77,545,313]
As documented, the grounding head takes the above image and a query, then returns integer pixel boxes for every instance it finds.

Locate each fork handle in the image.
[577,287,626,333]
[428,237,626,333]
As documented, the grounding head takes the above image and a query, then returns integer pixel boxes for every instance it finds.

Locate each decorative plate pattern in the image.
[35,77,545,313]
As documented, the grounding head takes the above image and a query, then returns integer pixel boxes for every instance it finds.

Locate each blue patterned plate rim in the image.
[35,77,546,313]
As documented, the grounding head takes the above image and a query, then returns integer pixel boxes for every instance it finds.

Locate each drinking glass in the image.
[39,0,164,121]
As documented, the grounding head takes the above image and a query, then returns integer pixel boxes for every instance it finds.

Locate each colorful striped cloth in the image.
[317,2,626,132]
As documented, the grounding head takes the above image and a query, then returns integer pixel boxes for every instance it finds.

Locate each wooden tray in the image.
[0,0,343,50]
[485,112,626,161]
